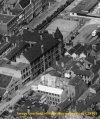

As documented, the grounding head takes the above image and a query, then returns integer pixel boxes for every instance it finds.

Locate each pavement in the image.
[26,0,71,30]
[0,67,54,115]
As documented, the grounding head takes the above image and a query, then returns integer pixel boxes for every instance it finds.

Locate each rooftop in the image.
[24,31,60,63]
[6,41,28,60]
[0,74,12,88]
[71,0,98,14]
[0,13,15,23]
[38,84,63,95]
[0,42,12,56]
[19,0,30,9]
[3,62,29,71]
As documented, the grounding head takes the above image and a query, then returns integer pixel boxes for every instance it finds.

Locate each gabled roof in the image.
[73,43,82,51]
[19,0,30,9]
[75,46,85,55]
[85,55,95,64]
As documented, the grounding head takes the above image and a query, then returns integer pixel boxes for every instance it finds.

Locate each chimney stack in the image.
[40,35,43,40]
[41,45,44,54]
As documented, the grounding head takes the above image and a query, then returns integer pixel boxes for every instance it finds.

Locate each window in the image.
[26,72,28,77]
[23,69,25,73]
[15,85,18,91]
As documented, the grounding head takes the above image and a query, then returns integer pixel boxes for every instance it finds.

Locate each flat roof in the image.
[0,14,15,24]
[38,84,63,95]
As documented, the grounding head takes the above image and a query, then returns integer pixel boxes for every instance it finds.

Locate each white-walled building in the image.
[32,73,76,105]
[0,60,32,101]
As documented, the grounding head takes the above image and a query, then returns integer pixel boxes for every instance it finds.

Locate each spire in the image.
[54,27,63,40]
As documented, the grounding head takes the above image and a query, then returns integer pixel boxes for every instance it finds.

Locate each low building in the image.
[70,0,99,15]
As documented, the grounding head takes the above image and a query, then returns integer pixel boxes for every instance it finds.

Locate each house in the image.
[69,76,88,100]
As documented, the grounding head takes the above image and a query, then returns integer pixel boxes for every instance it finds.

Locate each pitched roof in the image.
[69,76,82,86]
[22,30,41,43]
[85,55,95,64]
[6,41,28,60]
[73,43,82,51]
[75,45,85,55]
[58,99,72,111]
[0,74,12,88]
[24,31,60,63]
[72,68,92,77]
[0,42,12,55]
[24,44,42,63]
[19,0,30,9]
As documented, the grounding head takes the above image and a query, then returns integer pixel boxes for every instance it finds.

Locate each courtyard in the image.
[46,18,79,39]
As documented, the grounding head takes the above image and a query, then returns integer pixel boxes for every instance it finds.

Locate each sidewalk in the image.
[26,0,68,30]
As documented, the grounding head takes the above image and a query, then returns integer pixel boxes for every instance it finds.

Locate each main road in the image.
[26,0,77,30]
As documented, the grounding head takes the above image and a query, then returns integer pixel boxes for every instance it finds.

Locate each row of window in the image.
[48,96,60,103]
[21,67,29,74]
[22,70,31,80]
[38,90,60,97]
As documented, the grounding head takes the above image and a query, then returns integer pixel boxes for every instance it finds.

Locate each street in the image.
[26,0,70,30]
[0,67,54,115]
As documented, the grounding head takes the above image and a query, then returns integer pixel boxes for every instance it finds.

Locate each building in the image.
[76,87,100,112]
[16,30,63,79]
[0,13,17,36]
[0,0,49,35]
[31,73,76,106]
[70,0,99,15]
[5,40,29,61]
[0,60,32,102]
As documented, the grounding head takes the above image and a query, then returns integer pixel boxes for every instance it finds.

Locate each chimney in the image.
[7,9,9,15]
[5,36,9,42]
[40,35,43,40]
[41,45,44,54]
[52,32,55,38]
